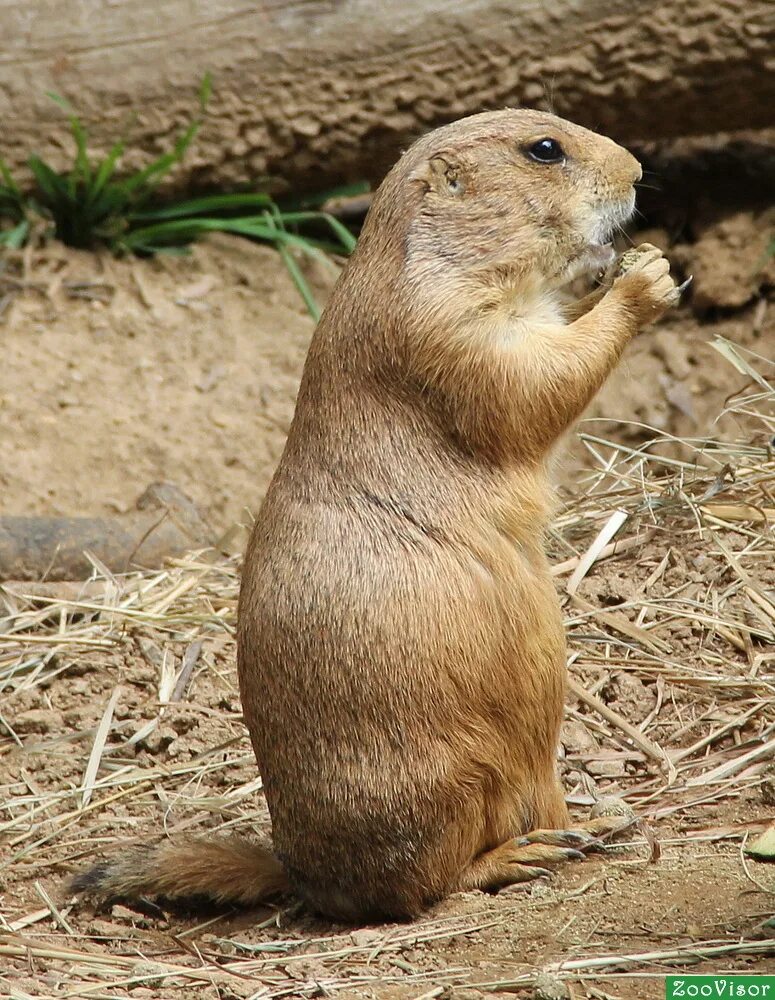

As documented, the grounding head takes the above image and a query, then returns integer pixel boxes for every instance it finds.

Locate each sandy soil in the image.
[1,235,333,532]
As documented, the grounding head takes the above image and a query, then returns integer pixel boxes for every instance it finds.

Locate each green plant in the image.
[121,194,359,319]
[0,78,364,318]
[0,160,29,249]
[10,78,213,251]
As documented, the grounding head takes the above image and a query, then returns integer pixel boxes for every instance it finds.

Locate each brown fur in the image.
[70,837,286,906]
[70,109,677,922]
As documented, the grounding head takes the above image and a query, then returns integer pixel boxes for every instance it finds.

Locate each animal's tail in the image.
[69,835,289,907]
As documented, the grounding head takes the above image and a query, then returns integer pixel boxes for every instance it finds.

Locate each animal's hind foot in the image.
[456,799,638,896]
[456,836,588,895]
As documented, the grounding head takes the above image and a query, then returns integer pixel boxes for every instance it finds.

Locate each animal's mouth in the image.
[583,242,617,270]
[562,240,616,284]
[590,192,637,247]
[556,192,636,285]
[574,192,637,275]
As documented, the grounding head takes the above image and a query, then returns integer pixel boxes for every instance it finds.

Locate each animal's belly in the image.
[242,523,565,790]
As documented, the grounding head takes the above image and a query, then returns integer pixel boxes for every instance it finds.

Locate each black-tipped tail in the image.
[69,836,288,907]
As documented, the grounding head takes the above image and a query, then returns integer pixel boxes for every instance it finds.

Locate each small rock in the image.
[350,928,383,948]
[529,881,556,901]
[177,274,216,300]
[744,823,775,861]
[534,971,570,999]
[590,796,636,821]
[87,918,125,937]
[131,962,167,982]
[587,758,627,778]
[682,211,775,311]
[63,707,90,726]
[561,720,599,755]
[169,712,198,736]
[603,671,655,726]
[138,724,177,755]
[111,904,143,922]
[68,678,92,693]
[12,708,63,735]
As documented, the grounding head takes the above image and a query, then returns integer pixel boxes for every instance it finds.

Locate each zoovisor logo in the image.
[667,977,775,998]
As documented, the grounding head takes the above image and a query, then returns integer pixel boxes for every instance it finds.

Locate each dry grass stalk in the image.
[471,939,775,992]
[1,352,773,995]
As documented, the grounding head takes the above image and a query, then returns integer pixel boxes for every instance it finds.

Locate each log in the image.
[0,1,772,194]
[0,483,213,581]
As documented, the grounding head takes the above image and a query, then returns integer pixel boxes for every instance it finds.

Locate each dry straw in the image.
[1,344,773,996]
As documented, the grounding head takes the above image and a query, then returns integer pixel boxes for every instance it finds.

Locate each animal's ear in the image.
[409,154,466,195]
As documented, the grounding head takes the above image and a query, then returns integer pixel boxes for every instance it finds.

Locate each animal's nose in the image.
[623,149,643,186]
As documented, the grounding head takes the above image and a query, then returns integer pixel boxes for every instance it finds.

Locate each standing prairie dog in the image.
[72,110,680,921]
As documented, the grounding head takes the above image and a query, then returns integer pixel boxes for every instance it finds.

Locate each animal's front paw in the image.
[609,243,686,327]
[616,243,663,277]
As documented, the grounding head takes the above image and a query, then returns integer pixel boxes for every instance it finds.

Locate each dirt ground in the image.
[1,467,773,997]
[1,205,774,997]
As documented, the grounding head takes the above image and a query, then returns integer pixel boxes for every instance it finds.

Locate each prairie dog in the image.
[72,110,679,921]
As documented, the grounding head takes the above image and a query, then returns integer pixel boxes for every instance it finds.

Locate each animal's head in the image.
[362,109,642,318]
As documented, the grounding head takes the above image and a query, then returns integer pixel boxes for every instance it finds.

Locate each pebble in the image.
[12,708,62,734]
[533,971,570,999]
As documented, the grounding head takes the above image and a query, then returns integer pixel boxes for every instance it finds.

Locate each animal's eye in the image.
[526,138,565,164]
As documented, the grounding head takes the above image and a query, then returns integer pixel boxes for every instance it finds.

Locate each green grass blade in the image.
[129,192,274,222]
[199,71,212,110]
[28,156,72,205]
[121,121,199,198]
[91,139,126,198]
[0,219,29,249]
[277,235,348,255]
[0,192,24,220]
[69,115,92,186]
[284,181,370,211]
[276,210,357,253]
[121,216,282,248]
[173,119,201,161]
[121,215,339,266]
[318,214,357,253]
[268,229,336,260]
[0,158,21,197]
[277,244,320,321]
[46,91,74,113]
[120,221,206,249]
[86,195,122,226]
[121,152,179,195]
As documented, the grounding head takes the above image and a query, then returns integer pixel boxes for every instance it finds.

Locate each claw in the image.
[521,865,553,880]
[561,849,588,862]
[522,828,598,849]
[677,275,693,294]
[556,830,595,847]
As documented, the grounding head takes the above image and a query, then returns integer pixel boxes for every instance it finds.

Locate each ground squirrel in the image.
[72,109,681,922]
